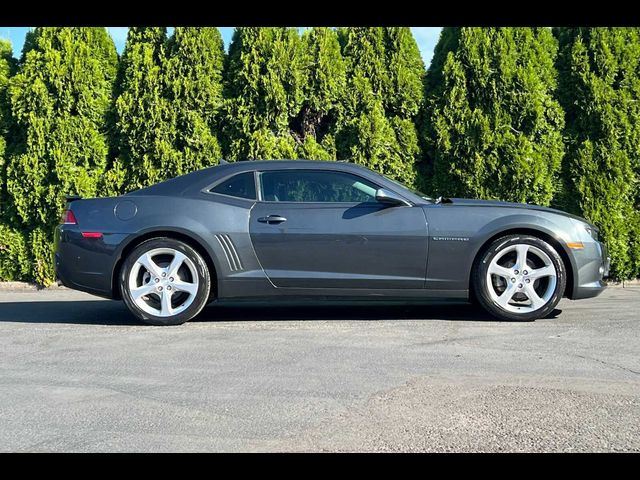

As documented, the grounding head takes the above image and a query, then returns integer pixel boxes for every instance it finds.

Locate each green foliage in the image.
[222,27,305,160]
[298,134,337,161]
[424,28,565,205]
[295,27,347,159]
[336,27,424,186]
[0,223,30,281]
[338,96,415,184]
[0,26,639,283]
[7,28,117,223]
[5,28,117,285]
[339,27,390,104]
[384,27,425,118]
[628,210,640,279]
[0,42,27,282]
[19,30,38,63]
[163,27,224,176]
[0,39,16,216]
[29,226,54,285]
[554,27,640,279]
[108,27,170,193]
[0,40,23,283]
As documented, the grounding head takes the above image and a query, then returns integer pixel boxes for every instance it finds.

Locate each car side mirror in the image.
[375,188,412,207]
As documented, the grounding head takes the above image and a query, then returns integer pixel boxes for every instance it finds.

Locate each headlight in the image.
[584,225,599,241]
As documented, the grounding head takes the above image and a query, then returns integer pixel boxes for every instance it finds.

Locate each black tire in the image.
[120,237,211,326]
[472,234,566,322]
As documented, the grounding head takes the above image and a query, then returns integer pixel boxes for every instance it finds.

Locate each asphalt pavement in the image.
[0,286,638,452]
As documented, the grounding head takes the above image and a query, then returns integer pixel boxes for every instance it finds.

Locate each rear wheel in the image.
[473,234,566,321]
[120,237,211,325]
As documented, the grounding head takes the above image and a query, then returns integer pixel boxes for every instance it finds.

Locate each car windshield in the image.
[369,171,434,202]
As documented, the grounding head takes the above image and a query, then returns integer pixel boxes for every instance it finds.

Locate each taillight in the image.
[81,232,103,238]
[62,209,77,225]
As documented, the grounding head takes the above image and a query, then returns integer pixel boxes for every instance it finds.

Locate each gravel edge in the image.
[0,281,66,291]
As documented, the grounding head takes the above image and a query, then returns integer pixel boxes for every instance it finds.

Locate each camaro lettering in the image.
[432,236,470,241]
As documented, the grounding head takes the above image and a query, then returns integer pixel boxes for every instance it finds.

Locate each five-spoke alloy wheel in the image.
[473,235,566,321]
[121,238,211,325]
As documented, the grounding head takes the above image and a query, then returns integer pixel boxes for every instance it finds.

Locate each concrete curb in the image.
[0,281,67,291]
[606,280,640,287]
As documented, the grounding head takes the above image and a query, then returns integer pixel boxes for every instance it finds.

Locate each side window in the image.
[210,172,256,200]
[260,170,379,203]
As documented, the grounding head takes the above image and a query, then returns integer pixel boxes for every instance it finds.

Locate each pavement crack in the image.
[574,354,640,376]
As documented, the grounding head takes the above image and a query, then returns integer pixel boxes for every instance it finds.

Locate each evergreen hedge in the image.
[554,27,640,279]
[336,27,424,187]
[221,27,305,160]
[0,41,28,281]
[5,28,117,284]
[0,27,638,284]
[424,27,565,206]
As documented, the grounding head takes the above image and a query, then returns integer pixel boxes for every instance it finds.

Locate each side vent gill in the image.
[215,234,244,271]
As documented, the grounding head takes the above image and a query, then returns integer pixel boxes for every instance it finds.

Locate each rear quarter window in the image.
[210,172,256,200]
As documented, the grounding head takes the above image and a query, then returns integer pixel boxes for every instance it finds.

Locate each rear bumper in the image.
[55,252,114,299]
[54,225,127,299]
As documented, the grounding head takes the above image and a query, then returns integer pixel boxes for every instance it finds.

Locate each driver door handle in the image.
[258,215,287,224]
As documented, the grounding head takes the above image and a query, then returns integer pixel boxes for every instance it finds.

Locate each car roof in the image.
[214,159,366,173]
[127,159,424,204]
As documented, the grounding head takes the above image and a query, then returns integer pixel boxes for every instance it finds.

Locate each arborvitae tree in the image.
[162,27,225,175]
[19,30,39,63]
[338,27,390,103]
[6,28,117,284]
[337,28,403,182]
[221,27,305,160]
[336,27,424,187]
[384,27,425,119]
[554,27,640,279]
[295,27,346,160]
[384,27,425,186]
[106,27,170,193]
[424,27,459,95]
[0,222,30,281]
[0,40,29,282]
[423,27,565,205]
[0,40,16,215]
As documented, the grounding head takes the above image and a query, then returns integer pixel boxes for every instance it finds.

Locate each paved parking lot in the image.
[0,286,638,452]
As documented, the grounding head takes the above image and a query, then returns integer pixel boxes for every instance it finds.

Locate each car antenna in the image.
[219,159,229,165]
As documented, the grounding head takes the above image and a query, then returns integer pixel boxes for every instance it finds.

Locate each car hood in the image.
[446,198,593,226]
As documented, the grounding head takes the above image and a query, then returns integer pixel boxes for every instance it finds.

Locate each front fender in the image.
[469,213,579,289]
[425,205,579,293]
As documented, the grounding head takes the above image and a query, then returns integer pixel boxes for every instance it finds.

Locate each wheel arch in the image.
[111,228,220,301]
[469,227,576,300]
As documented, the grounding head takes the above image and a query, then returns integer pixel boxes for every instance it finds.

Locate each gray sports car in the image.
[54,160,610,325]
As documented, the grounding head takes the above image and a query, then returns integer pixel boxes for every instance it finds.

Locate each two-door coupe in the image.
[54,160,610,325]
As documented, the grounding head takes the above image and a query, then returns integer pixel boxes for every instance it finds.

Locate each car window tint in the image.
[210,172,256,200]
[260,170,379,203]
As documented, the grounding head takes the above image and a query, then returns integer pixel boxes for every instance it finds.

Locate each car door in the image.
[249,169,428,290]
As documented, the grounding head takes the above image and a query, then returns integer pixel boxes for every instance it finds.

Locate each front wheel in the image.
[120,237,211,325]
[473,234,566,321]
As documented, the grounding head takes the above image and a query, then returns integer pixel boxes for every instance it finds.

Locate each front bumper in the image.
[571,240,610,300]
[572,279,607,299]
